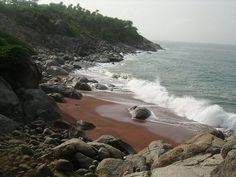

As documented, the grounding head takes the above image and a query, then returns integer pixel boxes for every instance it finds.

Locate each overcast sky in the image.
[39,0,236,45]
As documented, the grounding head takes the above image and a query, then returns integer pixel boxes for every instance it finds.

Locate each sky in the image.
[39,0,236,45]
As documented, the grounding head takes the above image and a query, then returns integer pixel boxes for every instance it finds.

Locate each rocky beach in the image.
[1,1,236,177]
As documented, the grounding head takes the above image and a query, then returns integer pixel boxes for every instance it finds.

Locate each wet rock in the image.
[221,141,236,159]
[44,137,58,145]
[95,135,136,155]
[40,83,82,99]
[128,106,151,120]
[45,59,60,67]
[47,66,68,76]
[74,82,92,91]
[43,128,54,136]
[77,120,96,131]
[54,159,73,172]
[95,83,108,90]
[47,93,65,103]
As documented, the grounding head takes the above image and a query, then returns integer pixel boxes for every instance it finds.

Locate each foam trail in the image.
[127,79,236,131]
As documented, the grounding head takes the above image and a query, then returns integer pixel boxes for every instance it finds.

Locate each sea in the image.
[74,41,236,132]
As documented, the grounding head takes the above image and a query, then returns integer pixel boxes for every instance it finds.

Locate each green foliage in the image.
[0,0,143,45]
[0,30,34,60]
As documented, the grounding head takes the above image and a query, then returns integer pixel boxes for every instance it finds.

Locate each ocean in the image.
[75,41,236,131]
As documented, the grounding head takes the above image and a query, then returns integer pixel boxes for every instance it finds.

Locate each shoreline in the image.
[58,93,202,151]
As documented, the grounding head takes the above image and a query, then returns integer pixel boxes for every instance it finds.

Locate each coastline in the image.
[58,92,203,151]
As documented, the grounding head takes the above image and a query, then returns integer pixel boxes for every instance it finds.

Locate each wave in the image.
[127,78,236,131]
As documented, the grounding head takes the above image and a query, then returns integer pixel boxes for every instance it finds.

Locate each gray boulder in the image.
[128,106,151,120]
[88,142,124,160]
[95,83,108,90]
[53,138,96,158]
[0,77,22,119]
[73,152,94,169]
[47,66,68,76]
[45,59,60,67]
[20,89,61,121]
[54,159,73,172]
[0,114,18,134]
[95,135,136,155]
[47,93,65,103]
[74,82,92,91]
[40,83,82,99]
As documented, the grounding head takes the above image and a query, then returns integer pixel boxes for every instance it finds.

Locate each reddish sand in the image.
[58,96,193,151]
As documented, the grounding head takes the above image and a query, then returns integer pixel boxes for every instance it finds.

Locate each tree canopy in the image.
[0,0,143,45]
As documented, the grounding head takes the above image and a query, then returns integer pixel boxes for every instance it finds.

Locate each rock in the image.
[74,82,92,91]
[95,135,136,155]
[0,53,42,90]
[47,66,68,76]
[45,59,60,67]
[95,83,108,90]
[19,89,61,121]
[84,172,97,177]
[43,128,54,136]
[88,142,124,160]
[128,106,151,120]
[0,114,18,134]
[21,145,34,156]
[220,141,236,159]
[53,119,72,129]
[0,77,22,119]
[73,152,94,169]
[61,64,74,72]
[152,131,225,169]
[40,83,82,99]
[78,76,90,83]
[54,159,73,172]
[137,140,172,166]
[88,79,98,83]
[36,164,53,177]
[74,169,89,176]
[44,137,58,145]
[68,126,90,141]
[53,138,96,158]
[47,93,65,103]
[211,151,236,177]
[77,120,96,131]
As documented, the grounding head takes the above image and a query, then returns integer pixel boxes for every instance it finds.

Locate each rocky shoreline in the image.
[1,45,236,177]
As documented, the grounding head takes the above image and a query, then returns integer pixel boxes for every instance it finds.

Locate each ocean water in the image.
[75,41,236,131]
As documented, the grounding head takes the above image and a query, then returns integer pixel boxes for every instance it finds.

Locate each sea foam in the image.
[127,78,236,131]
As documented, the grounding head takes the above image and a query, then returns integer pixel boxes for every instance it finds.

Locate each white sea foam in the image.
[127,78,236,131]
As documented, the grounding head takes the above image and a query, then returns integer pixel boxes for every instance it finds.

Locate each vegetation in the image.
[0,0,143,45]
[0,30,34,60]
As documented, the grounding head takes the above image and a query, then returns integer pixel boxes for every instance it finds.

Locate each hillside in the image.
[0,0,162,56]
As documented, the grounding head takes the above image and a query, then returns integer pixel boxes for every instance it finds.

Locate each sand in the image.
[57,94,198,151]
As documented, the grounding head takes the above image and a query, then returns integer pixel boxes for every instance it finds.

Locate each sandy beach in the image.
[57,92,202,151]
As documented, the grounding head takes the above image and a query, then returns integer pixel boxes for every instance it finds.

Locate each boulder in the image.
[74,82,92,91]
[95,83,108,90]
[73,152,94,169]
[53,138,96,158]
[152,131,225,169]
[0,77,22,119]
[220,141,236,159]
[95,135,136,155]
[45,59,60,67]
[35,164,53,177]
[54,159,73,172]
[211,150,236,177]
[47,66,68,76]
[128,106,151,120]
[19,89,61,121]
[96,156,147,177]
[0,114,18,134]
[88,142,124,160]
[0,53,42,90]
[138,140,172,166]
[40,83,82,99]
[47,92,65,103]
[76,120,96,131]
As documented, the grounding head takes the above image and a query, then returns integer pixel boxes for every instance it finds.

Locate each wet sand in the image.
[57,93,202,151]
